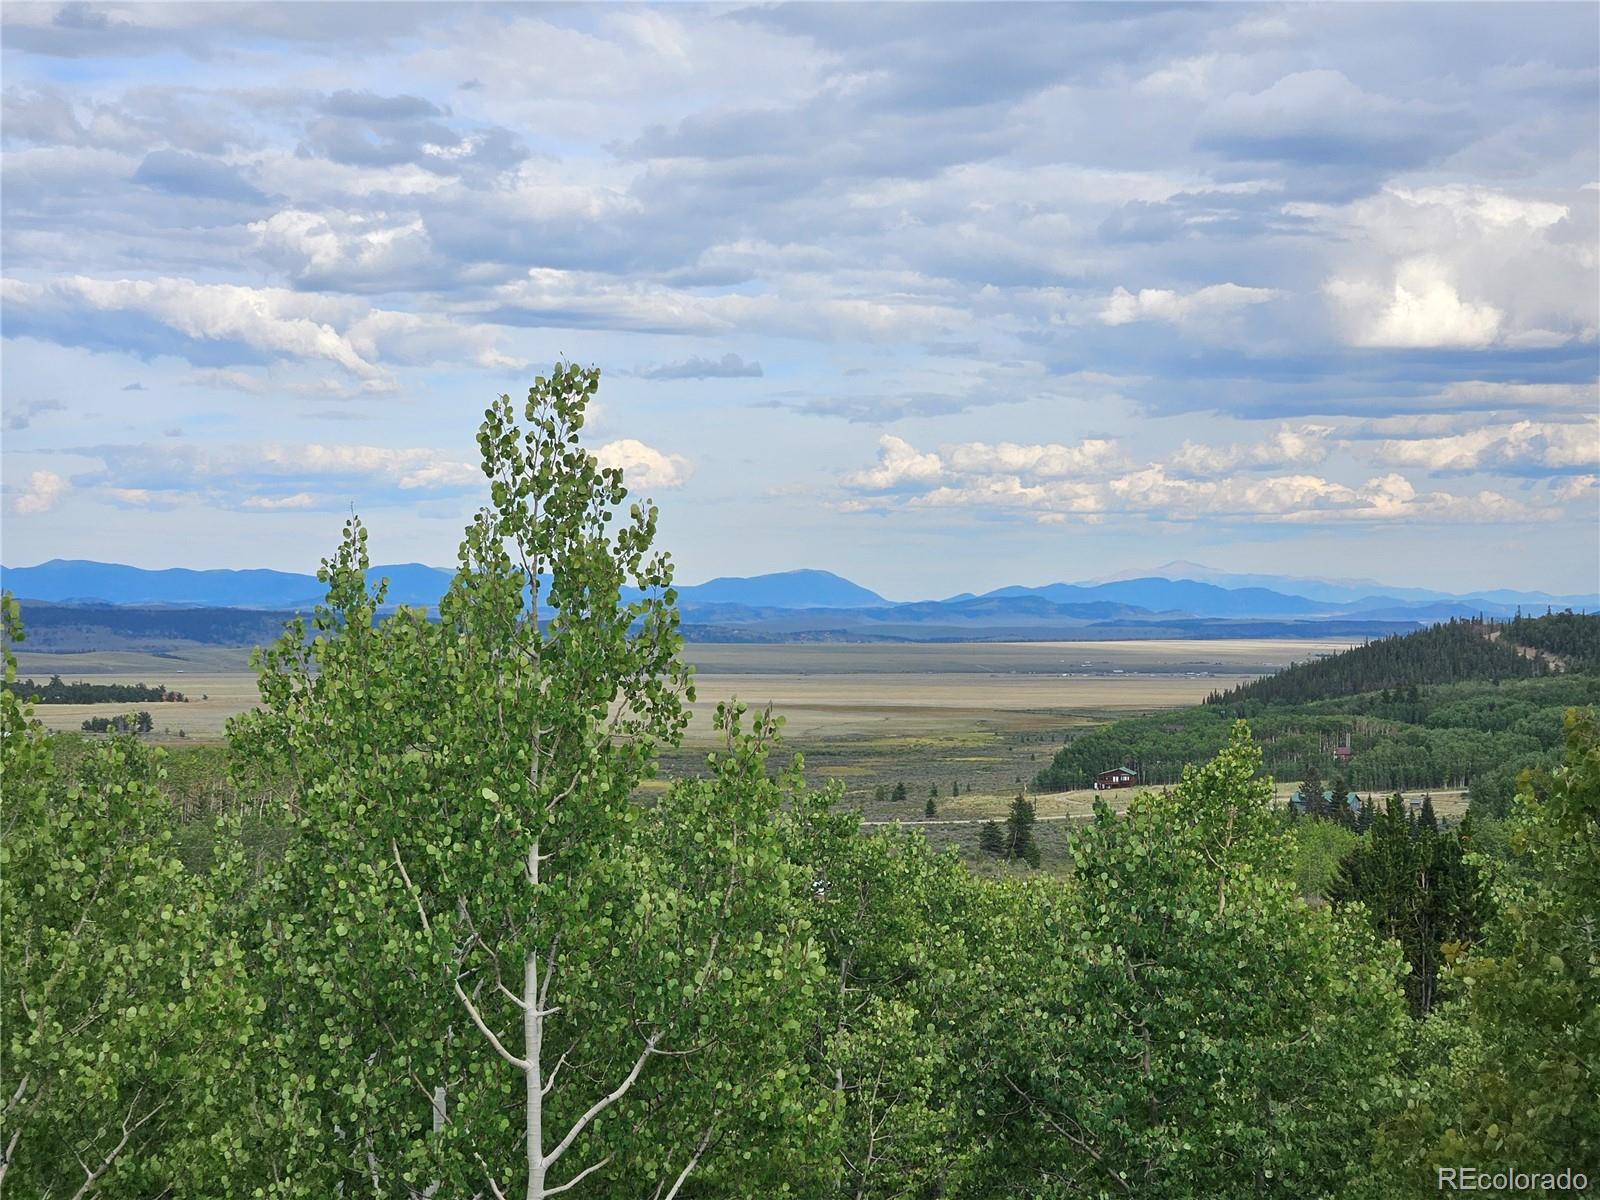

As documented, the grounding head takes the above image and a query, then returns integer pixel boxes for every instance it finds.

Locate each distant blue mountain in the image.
[3,559,1590,627]
[0,560,890,612]
[983,577,1330,618]
[1,559,325,608]
[676,570,889,609]
[0,559,455,609]
[1094,561,1599,611]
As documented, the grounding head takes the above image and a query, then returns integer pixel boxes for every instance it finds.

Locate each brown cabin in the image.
[1094,767,1138,791]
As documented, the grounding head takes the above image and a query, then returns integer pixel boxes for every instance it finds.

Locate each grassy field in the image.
[21,635,1471,867]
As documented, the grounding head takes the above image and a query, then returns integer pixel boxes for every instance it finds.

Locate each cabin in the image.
[1094,767,1138,790]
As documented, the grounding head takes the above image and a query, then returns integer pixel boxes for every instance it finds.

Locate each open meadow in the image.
[16,638,1381,862]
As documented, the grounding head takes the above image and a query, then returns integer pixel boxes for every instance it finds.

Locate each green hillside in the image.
[1037,614,1600,818]
[1203,612,1598,707]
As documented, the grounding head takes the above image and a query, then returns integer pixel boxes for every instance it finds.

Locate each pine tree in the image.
[1329,773,1353,827]
[1418,793,1438,833]
[1300,762,1324,819]
[1357,795,1376,832]
[951,780,960,798]
[892,781,908,804]
[924,795,936,819]
[978,820,1004,855]
[1004,794,1040,868]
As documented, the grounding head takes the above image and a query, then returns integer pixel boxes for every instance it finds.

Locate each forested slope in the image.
[1204,613,1596,706]
[1039,613,1600,818]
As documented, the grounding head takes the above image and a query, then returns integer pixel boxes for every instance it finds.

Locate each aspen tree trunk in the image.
[525,842,545,1200]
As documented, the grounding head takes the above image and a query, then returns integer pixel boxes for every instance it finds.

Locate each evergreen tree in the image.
[1419,793,1438,832]
[977,820,1004,856]
[929,783,939,800]
[924,794,936,819]
[1378,711,1598,1183]
[951,780,960,798]
[1357,794,1376,832]
[1003,794,1040,868]
[1330,795,1481,1015]
[892,781,908,804]
[1329,773,1353,827]
[1301,762,1324,818]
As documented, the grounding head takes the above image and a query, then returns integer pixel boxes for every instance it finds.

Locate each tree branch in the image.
[543,1034,659,1167]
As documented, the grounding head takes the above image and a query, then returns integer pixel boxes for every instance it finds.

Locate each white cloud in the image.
[1325,257,1503,349]
[242,492,318,510]
[255,444,480,490]
[12,469,68,513]
[845,436,945,489]
[1367,417,1600,474]
[942,439,1123,479]
[250,208,431,287]
[1100,282,1281,327]
[1170,424,1332,477]
[1553,475,1597,502]
[593,439,691,489]
[843,435,1550,527]
[1317,185,1598,349]
[3,275,521,381]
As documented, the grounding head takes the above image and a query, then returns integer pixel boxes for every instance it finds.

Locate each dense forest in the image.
[1204,612,1598,707]
[11,675,185,704]
[4,368,1595,1198]
[1038,615,1600,819]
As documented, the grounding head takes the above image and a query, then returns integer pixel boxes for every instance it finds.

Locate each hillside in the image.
[1202,613,1599,706]
[1036,613,1600,818]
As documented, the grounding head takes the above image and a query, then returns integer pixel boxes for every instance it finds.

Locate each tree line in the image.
[1203,613,1596,708]
[1034,673,1599,815]
[3,367,1594,1197]
[11,676,186,704]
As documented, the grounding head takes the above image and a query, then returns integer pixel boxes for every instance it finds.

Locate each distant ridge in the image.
[676,569,890,609]
[1091,561,1599,610]
[2,559,1591,625]
[0,560,891,612]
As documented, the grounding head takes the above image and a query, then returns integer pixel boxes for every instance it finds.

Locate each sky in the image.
[2,1,1597,600]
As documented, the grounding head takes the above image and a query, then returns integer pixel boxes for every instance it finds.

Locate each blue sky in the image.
[2,2,1597,599]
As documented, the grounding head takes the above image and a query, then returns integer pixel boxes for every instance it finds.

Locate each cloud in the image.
[1199,69,1463,168]
[56,440,484,512]
[12,469,68,513]
[637,352,763,380]
[1170,424,1333,477]
[3,397,65,430]
[1365,417,1600,475]
[943,438,1123,479]
[185,369,269,394]
[1325,258,1503,349]
[1316,185,1598,349]
[843,432,1553,527]
[846,435,945,489]
[241,492,318,510]
[593,439,692,489]
[2,275,519,379]
[253,444,480,490]
[133,149,267,204]
[1099,282,1281,327]
[249,209,432,290]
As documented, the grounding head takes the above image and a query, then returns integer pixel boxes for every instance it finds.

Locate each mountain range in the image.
[2,559,1593,649]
